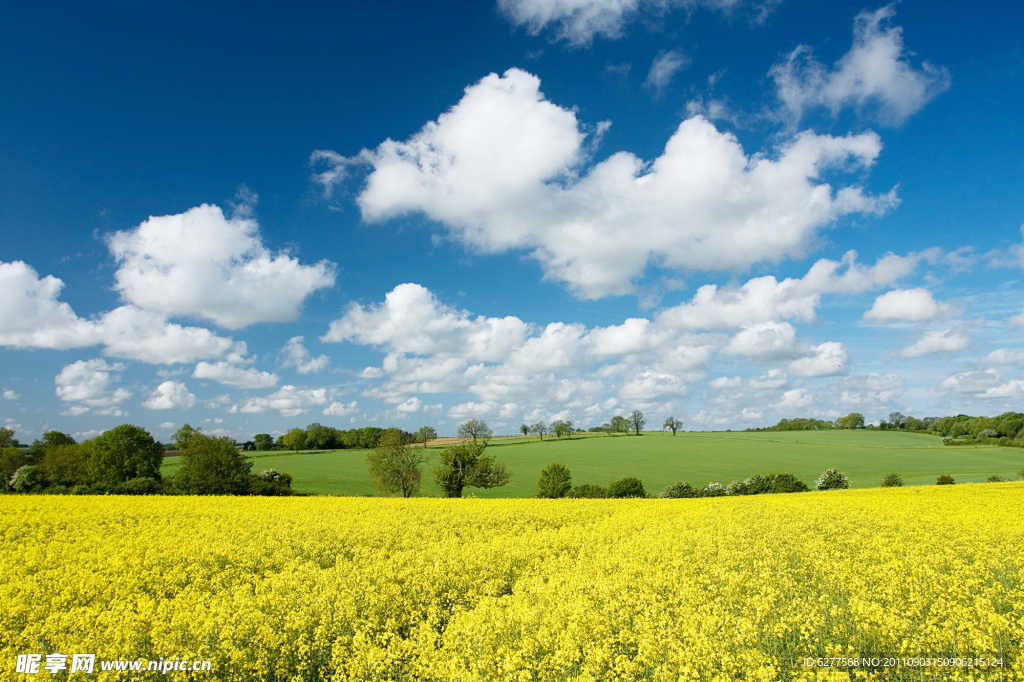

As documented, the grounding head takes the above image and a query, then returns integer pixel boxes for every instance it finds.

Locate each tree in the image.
[530,422,548,440]
[415,426,437,449]
[173,434,253,495]
[609,416,628,433]
[172,423,201,450]
[457,419,493,442]
[90,424,164,486]
[305,423,332,450]
[663,417,682,435]
[433,441,511,498]
[367,430,427,497]
[608,477,646,498]
[0,447,28,482]
[537,463,572,498]
[0,427,18,449]
[520,424,530,437]
[815,468,850,491]
[628,410,646,435]
[253,433,274,451]
[28,430,77,459]
[936,474,955,485]
[40,442,93,488]
[281,427,307,452]
[835,412,865,429]
[889,412,905,429]
[880,473,903,487]
[551,420,573,439]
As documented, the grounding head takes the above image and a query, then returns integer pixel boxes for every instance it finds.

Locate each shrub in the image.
[249,470,293,496]
[765,473,809,494]
[569,484,607,499]
[608,477,646,498]
[816,468,850,491]
[174,434,252,495]
[936,474,955,485]
[987,475,1006,482]
[537,463,572,498]
[660,481,696,499]
[9,465,43,492]
[701,482,726,497]
[880,473,903,487]
[117,477,162,495]
[724,481,745,496]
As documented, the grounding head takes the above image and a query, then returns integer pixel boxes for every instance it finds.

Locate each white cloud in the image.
[708,376,742,389]
[978,380,1024,400]
[981,349,1024,366]
[447,401,518,420]
[771,5,950,126]
[396,396,424,413]
[830,372,902,409]
[142,381,197,410]
[897,329,970,358]
[193,361,279,389]
[316,68,896,299]
[236,386,329,417]
[496,0,772,47]
[2,390,19,400]
[775,387,813,411]
[863,288,957,323]
[940,369,1004,395]
[54,359,131,416]
[106,203,335,329]
[278,336,330,374]
[644,48,690,96]
[788,341,847,377]
[323,400,359,417]
[618,369,688,401]
[1007,306,1024,328]
[159,421,176,429]
[723,321,804,360]
[97,306,245,364]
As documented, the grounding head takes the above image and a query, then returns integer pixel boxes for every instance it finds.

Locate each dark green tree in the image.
[172,423,201,450]
[0,427,18,449]
[608,476,646,498]
[880,473,903,487]
[434,441,511,498]
[609,415,628,433]
[253,433,274,451]
[90,425,164,486]
[519,424,530,437]
[28,431,76,460]
[537,463,572,498]
[172,433,253,495]
[367,430,427,497]
[628,410,646,435]
[415,426,438,449]
[281,427,307,452]
[40,442,93,487]
[530,422,548,440]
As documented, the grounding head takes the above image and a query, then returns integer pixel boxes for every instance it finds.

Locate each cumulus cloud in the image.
[1007,307,1024,328]
[723,321,804,360]
[771,5,950,126]
[97,306,245,364]
[829,372,902,409]
[396,396,424,413]
[939,369,1003,395]
[106,203,335,329]
[315,68,897,299]
[496,0,775,46]
[278,336,330,374]
[235,386,329,417]
[896,329,970,358]
[2,390,19,400]
[193,362,279,389]
[863,288,957,323]
[54,359,131,416]
[788,341,847,377]
[643,48,690,96]
[323,400,359,417]
[447,401,519,420]
[981,348,1024,366]
[142,381,197,410]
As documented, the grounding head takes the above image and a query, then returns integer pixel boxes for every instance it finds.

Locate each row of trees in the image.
[751,411,1024,442]
[367,430,511,497]
[1,425,292,496]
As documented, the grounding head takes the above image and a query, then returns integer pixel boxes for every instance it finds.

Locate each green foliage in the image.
[415,426,437,449]
[627,410,645,435]
[701,482,726,497]
[609,416,628,433]
[551,420,573,439]
[28,431,77,459]
[608,476,646,498]
[281,428,308,452]
[249,469,293,496]
[936,474,955,485]
[530,422,548,439]
[660,481,696,498]
[9,465,43,492]
[520,424,530,437]
[0,447,28,482]
[458,419,493,442]
[253,434,274,451]
[986,475,1006,482]
[880,473,904,487]
[172,424,201,450]
[0,427,18,448]
[172,434,253,495]
[367,430,427,498]
[816,468,850,491]
[568,484,607,498]
[118,477,162,495]
[756,417,835,432]
[834,413,865,429]
[40,443,93,488]
[537,463,572,498]
[91,425,164,486]
[663,417,682,434]
[434,441,511,498]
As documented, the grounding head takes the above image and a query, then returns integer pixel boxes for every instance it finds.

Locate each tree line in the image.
[748,411,1024,444]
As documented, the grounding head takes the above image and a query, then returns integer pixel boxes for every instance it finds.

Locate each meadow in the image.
[161,431,1024,497]
[1,485,1021,681]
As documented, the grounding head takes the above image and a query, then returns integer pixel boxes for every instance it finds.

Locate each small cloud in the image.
[2,390,19,400]
[643,48,690,97]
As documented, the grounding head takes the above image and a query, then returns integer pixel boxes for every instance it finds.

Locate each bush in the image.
[701,482,726,497]
[537,463,572,498]
[568,484,607,499]
[117,477,162,495]
[608,477,646,498]
[816,468,850,491]
[724,481,745,496]
[763,473,809,494]
[880,473,903,487]
[986,475,1006,483]
[249,470,293,496]
[936,474,955,485]
[9,465,43,492]
[660,481,696,499]
[174,434,253,495]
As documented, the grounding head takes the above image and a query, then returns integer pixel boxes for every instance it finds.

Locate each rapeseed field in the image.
[1,484,1021,681]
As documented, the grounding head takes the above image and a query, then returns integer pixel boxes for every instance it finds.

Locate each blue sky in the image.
[2,0,1022,441]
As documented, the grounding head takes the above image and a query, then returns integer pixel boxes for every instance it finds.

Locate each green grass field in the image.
[161,430,1024,497]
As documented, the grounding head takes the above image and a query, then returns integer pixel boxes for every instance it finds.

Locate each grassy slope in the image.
[161,430,1024,497]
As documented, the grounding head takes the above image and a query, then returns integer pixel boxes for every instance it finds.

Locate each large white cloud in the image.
[788,341,847,377]
[863,288,957,323]
[897,329,970,358]
[278,336,330,374]
[315,68,896,298]
[771,6,950,126]
[235,386,330,417]
[107,203,335,329]
[193,361,279,389]
[142,381,197,410]
[54,359,132,417]
[496,0,772,46]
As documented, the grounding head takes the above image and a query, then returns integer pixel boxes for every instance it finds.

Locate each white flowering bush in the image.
[702,482,726,497]
[816,468,850,491]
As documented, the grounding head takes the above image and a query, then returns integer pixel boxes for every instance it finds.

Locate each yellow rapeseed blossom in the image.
[1,484,1021,680]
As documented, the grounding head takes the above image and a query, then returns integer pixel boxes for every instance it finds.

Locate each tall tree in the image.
[530,422,548,440]
[367,430,427,497]
[537,463,572,498]
[253,433,274,451]
[172,423,201,450]
[457,419,493,442]
[173,434,253,495]
[0,427,18,449]
[415,426,438,449]
[610,415,628,433]
[520,424,530,437]
[434,441,511,498]
[888,412,905,429]
[663,417,682,435]
[628,410,646,435]
[90,424,164,485]
[281,427,308,452]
